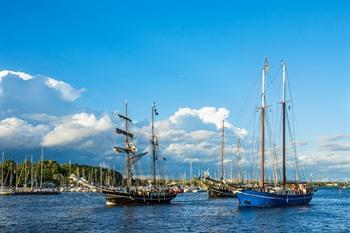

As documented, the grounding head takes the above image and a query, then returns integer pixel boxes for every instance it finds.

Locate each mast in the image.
[114,100,147,188]
[151,102,158,186]
[1,152,4,189]
[100,163,103,187]
[259,58,268,187]
[220,120,225,180]
[236,136,241,183]
[15,163,18,189]
[69,160,71,176]
[24,157,27,188]
[282,62,287,187]
[124,101,132,187]
[40,147,43,188]
[9,161,12,188]
[190,160,193,186]
[31,155,33,188]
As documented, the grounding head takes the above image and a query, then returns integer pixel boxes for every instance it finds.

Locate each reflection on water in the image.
[0,189,349,232]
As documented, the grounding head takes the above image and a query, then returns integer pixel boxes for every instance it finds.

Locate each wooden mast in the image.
[1,152,4,189]
[220,120,225,180]
[30,155,33,188]
[190,160,192,186]
[151,102,158,186]
[24,157,27,188]
[114,101,148,188]
[259,58,268,187]
[282,62,287,187]
[124,100,132,187]
[236,136,241,183]
[40,147,43,188]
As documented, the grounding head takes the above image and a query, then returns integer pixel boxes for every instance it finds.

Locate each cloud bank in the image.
[0,69,348,180]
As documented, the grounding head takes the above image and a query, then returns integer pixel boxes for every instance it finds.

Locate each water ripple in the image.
[0,189,349,232]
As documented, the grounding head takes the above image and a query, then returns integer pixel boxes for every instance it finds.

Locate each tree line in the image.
[0,159,122,187]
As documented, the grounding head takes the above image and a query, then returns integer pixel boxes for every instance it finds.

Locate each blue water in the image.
[0,188,349,232]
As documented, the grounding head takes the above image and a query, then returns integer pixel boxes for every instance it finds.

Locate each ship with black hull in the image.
[203,120,241,198]
[103,187,177,205]
[207,184,237,198]
[102,101,177,206]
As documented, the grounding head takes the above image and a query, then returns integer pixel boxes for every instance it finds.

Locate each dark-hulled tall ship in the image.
[102,101,177,206]
[203,120,241,198]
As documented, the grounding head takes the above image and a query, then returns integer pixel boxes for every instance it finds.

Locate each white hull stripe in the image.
[238,192,312,200]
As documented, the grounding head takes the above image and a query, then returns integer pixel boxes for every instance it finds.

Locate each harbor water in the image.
[0,188,349,232]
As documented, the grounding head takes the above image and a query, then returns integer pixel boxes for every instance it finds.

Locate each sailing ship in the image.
[236,59,314,207]
[101,101,177,206]
[204,120,240,198]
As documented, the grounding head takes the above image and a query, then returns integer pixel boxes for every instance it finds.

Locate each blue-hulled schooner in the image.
[236,59,314,207]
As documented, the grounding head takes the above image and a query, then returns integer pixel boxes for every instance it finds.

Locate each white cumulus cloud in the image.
[45,77,85,102]
[0,70,34,95]
[0,117,49,148]
[169,107,230,129]
[0,70,33,82]
[42,113,112,147]
[135,106,248,165]
[0,69,84,103]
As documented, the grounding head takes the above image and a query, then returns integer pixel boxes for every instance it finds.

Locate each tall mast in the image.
[114,101,148,188]
[236,136,241,183]
[100,163,103,187]
[40,147,43,188]
[282,62,287,187]
[114,101,147,188]
[259,58,268,187]
[151,102,158,186]
[31,155,33,188]
[190,160,193,186]
[69,160,71,176]
[24,157,27,188]
[9,161,12,188]
[220,120,225,180]
[1,152,4,189]
[124,100,131,187]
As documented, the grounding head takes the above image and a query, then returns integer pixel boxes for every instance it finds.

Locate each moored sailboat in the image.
[102,101,177,206]
[13,148,61,195]
[205,120,240,198]
[236,59,314,207]
[0,152,13,195]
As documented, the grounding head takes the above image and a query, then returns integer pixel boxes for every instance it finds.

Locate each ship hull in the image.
[237,189,313,207]
[0,189,13,195]
[12,190,61,195]
[13,191,61,195]
[208,187,236,198]
[103,189,177,206]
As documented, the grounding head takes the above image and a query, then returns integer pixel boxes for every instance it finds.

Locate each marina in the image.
[0,1,349,232]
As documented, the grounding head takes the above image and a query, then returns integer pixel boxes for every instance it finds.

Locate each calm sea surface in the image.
[0,188,349,232]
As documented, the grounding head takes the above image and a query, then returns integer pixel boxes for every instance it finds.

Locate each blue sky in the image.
[0,1,349,180]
